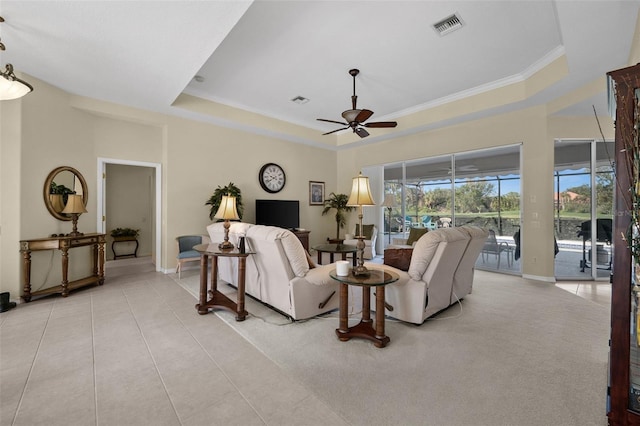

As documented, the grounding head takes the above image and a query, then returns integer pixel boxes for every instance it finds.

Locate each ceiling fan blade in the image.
[317,118,348,126]
[355,109,373,123]
[364,121,398,128]
[323,127,348,135]
[355,127,369,138]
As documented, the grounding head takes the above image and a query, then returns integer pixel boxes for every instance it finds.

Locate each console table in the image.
[20,233,106,302]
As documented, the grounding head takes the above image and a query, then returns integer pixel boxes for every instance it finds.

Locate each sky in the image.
[416,171,593,196]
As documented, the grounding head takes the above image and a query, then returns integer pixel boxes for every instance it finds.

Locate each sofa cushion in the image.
[355,224,375,240]
[406,227,428,246]
[384,248,413,271]
[408,227,468,281]
[279,231,310,277]
[305,265,337,286]
[228,222,253,236]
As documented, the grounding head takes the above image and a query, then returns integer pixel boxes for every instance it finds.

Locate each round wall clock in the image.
[259,163,286,193]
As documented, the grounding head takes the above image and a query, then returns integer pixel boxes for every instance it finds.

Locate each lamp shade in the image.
[347,172,375,206]
[381,194,397,208]
[61,194,87,214]
[214,195,240,221]
[0,64,33,100]
[49,194,65,213]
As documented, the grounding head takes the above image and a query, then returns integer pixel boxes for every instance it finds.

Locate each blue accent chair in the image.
[176,235,209,278]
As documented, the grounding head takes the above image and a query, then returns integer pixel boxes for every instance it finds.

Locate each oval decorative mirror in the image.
[43,166,89,221]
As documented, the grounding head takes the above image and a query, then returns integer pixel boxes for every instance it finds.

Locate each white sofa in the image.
[343,224,377,259]
[206,222,339,320]
[372,225,488,325]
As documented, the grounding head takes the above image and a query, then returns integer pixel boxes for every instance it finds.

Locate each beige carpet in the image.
[174,269,609,426]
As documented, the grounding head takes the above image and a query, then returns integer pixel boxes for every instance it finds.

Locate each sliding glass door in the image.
[554,140,614,280]
[382,144,521,275]
[454,147,521,273]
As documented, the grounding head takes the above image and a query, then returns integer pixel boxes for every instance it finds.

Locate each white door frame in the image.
[97,157,162,271]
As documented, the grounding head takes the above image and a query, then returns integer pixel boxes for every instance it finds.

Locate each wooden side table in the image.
[293,229,310,252]
[193,243,254,321]
[330,268,399,348]
[112,236,139,259]
[313,243,357,266]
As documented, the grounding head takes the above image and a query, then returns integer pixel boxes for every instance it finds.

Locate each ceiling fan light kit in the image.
[0,16,33,101]
[317,68,397,138]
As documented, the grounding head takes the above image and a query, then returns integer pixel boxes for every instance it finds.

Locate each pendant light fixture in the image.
[0,16,33,100]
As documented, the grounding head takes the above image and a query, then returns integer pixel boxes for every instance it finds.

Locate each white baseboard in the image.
[522,273,556,283]
[163,264,200,275]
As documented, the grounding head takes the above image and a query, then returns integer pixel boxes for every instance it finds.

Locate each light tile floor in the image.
[0,257,347,426]
[1,256,611,426]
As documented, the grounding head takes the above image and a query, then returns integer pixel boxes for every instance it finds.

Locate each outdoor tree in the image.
[596,170,614,214]
[423,187,451,212]
[455,180,494,213]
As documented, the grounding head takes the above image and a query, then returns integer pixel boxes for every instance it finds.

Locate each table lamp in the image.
[61,194,87,237]
[347,172,376,276]
[381,194,397,244]
[49,194,65,213]
[215,194,239,250]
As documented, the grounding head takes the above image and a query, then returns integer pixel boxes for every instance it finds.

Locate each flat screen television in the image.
[255,199,300,230]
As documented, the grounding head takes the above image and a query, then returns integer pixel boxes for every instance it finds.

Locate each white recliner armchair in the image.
[372,225,488,325]
[206,222,339,320]
[343,224,377,259]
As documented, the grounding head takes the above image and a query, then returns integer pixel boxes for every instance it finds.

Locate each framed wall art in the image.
[309,181,325,205]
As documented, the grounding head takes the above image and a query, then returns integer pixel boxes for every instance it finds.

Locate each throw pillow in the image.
[355,224,375,240]
[406,227,428,246]
[384,248,413,271]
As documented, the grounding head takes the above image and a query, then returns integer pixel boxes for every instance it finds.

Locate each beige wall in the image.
[337,106,614,281]
[0,69,619,300]
[0,97,22,296]
[0,77,339,299]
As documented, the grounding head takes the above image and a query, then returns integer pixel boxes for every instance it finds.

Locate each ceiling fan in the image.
[317,69,397,138]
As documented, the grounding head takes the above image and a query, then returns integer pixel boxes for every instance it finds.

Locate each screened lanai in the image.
[382,144,522,275]
[381,140,615,279]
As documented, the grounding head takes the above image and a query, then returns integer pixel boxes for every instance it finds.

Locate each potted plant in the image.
[322,192,355,240]
[110,227,140,241]
[205,182,244,221]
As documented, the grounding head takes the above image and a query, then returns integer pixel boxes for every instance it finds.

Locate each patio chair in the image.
[481,230,512,269]
[421,215,437,230]
[438,217,452,228]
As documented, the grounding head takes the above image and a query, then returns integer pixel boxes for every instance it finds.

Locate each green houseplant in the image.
[205,182,244,221]
[49,182,75,195]
[322,192,355,240]
[110,227,140,240]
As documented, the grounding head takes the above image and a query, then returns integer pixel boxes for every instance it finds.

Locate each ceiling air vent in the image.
[291,95,310,105]
[433,13,464,36]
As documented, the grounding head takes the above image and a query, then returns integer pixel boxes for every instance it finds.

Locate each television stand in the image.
[293,229,310,252]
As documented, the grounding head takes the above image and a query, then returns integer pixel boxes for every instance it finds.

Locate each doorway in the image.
[97,158,162,272]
